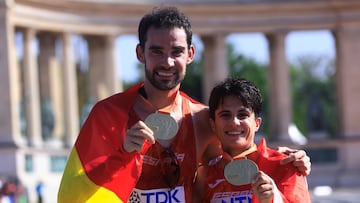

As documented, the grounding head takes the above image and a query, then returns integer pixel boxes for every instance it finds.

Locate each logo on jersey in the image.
[211,190,253,203]
[128,190,141,203]
[208,179,226,188]
[128,186,185,203]
[143,153,185,166]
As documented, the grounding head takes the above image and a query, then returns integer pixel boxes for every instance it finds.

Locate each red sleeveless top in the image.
[203,139,311,203]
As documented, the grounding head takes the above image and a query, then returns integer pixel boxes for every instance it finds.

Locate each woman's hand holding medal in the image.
[251,171,275,203]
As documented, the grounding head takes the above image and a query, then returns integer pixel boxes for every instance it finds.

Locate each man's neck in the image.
[142,84,180,110]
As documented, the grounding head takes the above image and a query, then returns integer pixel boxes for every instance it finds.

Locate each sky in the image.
[115,30,335,83]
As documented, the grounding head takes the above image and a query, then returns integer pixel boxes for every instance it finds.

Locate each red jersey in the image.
[127,92,197,202]
[58,83,202,203]
[203,139,311,203]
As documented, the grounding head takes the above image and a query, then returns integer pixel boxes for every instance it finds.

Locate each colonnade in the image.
[1,1,360,202]
[5,31,124,148]
[3,25,360,147]
[2,28,301,150]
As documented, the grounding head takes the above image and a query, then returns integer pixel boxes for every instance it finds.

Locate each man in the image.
[58,6,310,203]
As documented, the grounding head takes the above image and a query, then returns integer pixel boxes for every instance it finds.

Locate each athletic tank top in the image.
[127,95,197,203]
[203,139,306,203]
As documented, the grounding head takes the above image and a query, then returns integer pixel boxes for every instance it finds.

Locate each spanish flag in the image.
[58,83,150,202]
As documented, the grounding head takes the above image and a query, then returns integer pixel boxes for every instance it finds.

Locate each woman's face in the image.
[210,95,262,156]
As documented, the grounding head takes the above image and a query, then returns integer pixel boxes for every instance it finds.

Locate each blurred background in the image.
[1,0,360,202]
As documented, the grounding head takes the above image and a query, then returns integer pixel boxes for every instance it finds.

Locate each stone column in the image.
[266,31,292,141]
[105,35,122,94]
[332,26,360,186]
[86,35,121,102]
[49,54,65,146]
[333,26,360,138]
[23,28,42,147]
[0,8,23,146]
[61,33,79,147]
[201,34,229,103]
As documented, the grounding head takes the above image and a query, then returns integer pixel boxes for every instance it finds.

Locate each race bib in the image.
[128,186,185,203]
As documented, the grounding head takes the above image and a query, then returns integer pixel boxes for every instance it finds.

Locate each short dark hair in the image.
[208,77,263,119]
[138,6,193,49]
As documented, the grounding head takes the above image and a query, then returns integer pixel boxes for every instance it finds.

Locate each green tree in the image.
[291,55,338,138]
[180,60,203,102]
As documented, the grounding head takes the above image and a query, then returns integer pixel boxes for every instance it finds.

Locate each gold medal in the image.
[224,159,259,186]
[144,112,179,140]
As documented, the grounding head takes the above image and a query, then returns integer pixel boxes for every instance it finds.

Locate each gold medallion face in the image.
[224,159,259,186]
[145,113,179,140]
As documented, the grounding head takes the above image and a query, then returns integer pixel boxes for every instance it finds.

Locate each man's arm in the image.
[277,147,311,176]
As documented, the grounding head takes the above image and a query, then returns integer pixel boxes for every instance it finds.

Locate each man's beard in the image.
[145,66,184,90]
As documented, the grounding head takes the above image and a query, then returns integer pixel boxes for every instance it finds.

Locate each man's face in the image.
[210,95,262,156]
[136,27,194,90]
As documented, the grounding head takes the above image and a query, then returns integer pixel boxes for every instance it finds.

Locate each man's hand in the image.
[277,147,311,176]
[123,121,155,152]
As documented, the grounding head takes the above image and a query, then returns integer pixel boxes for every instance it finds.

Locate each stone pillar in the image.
[0,8,23,146]
[333,26,360,138]
[61,33,79,147]
[49,54,65,146]
[332,24,360,185]
[266,31,292,141]
[201,34,229,103]
[105,35,122,94]
[23,28,42,147]
[86,35,121,102]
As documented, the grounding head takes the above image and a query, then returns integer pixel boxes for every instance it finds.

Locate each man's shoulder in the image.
[179,91,206,106]
[93,92,132,109]
[179,91,209,116]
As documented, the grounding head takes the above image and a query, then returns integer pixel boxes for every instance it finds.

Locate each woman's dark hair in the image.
[209,77,263,119]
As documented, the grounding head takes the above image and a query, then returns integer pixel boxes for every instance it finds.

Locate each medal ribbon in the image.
[223,144,258,161]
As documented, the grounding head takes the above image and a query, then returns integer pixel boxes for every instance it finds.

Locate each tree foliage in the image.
[291,55,338,138]
[180,60,204,102]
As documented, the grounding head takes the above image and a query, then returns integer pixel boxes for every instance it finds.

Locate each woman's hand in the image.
[251,171,274,203]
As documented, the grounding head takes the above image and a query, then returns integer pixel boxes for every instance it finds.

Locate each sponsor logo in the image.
[211,191,253,203]
[129,186,185,203]
[143,153,185,166]
[208,179,226,188]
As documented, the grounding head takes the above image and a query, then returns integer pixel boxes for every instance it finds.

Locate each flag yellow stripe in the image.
[58,148,124,203]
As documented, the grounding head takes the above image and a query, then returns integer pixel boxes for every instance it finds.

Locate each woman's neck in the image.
[225,144,257,160]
